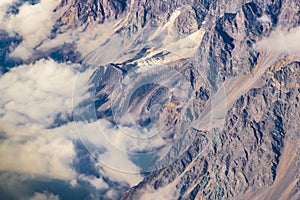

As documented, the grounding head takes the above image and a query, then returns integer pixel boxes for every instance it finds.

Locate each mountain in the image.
[0,0,299,199]
[70,0,300,199]
[120,60,300,199]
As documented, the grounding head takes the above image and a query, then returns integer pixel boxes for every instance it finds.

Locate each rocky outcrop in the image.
[56,0,128,28]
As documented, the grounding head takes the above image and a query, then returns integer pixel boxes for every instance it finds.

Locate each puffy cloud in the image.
[256,27,300,56]
[0,0,123,63]
[0,59,86,127]
[0,59,91,182]
[2,0,60,60]
[0,0,146,197]
[0,59,142,197]
[0,123,77,181]
[0,59,90,182]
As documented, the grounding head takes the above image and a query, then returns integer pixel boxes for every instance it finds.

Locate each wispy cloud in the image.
[256,26,300,56]
[140,181,180,200]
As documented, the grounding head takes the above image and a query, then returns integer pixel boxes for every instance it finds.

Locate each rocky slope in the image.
[67,0,300,199]
[119,60,300,200]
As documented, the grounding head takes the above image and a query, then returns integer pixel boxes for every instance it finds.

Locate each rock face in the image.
[120,61,300,199]
[56,0,128,28]
[77,0,299,199]
[72,0,300,199]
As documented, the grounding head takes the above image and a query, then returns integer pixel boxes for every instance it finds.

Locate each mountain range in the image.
[0,0,299,199]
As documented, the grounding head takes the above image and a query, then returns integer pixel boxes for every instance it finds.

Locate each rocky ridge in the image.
[120,59,300,200]
[70,0,300,199]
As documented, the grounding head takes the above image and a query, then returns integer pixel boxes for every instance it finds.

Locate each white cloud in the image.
[0,58,143,196]
[73,120,143,183]
[0,0,122,62]
[0,1,201,198]
[0,123,77,180]
[99,164,143,187]
[0,0,15,7]
[0,59,90,181]
[140,181,180,200]
[0,0,16,25]
[256,26,300,56]
[258,15,272,23]
[78,174,108,190]
[0,59,85,127]
[30,191,60,200]
[74,115,177,175]
[39,21,118,59]
[3,0,60,60]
